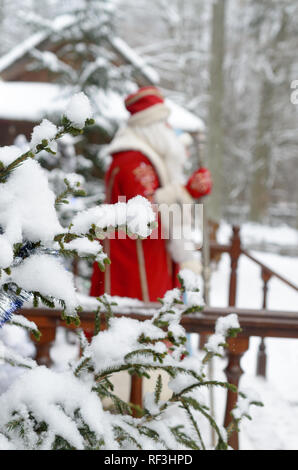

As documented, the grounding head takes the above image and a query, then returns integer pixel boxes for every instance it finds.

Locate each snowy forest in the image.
[0,0,297,453]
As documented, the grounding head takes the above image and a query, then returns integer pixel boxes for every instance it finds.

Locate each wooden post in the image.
[261,267,271,310]
[228,226,241,307]
[224,336,249,450]
[34,326,56,367]
[256,268,271,378]
[256,338,267,378]
[129,374,143,417]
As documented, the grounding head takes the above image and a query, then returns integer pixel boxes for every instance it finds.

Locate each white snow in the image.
[71,195,155,239]
[65,173,85,187]
[110,36,160,85]
[168,373,197,395]
[88,316,165,374]
[65,92,93,129]
[0,31,47,75]
[205,333,226,355]
[143,392,164,415]
[185,291,204,308]
[0,82,205,133]
[0,158,62,248]
[218,221,298,253]
[0,145,21,166]
[126,195,156,237]
[215,313,240,336]
[205,246,298,449]
[76,293,150,315]
[0,14,76,74]
[30,119,57,152]
[0,366,116,450]
[162,288,181,306]
[0,235,13,269]
[12,254,78,315]
[9,314,38,334]
[66,238,101,257]
[0,323,36,395]
[166,99,206,133]
[179,268,201,291]
[0,82,68,121]
[0,343,37,370]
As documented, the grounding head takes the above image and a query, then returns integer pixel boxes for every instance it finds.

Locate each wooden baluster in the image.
[256,268,271,378]
[256,338,267,378]
[34,325,56,367]
[261,267,271,310]
[228,226,241,307]
[129,374,143,417]
[198,333,208,350]
[224,336,249,450]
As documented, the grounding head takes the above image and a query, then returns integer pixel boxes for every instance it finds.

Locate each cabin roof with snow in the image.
[0,81,204,133]
[0,14,205,139]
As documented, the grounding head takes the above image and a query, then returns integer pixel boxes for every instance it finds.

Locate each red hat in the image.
[125,86,164,115]
[125,87,170,126]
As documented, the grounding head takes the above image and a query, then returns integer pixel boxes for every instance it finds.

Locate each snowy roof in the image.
[0,82,66,121]
[0,15,205,132]
[0,15,76,75]
[0,81,205,133]
[109,36,160,85]
[0,15,158,86]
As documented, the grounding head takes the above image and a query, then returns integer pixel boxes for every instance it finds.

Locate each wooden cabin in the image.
[0,15,205,147]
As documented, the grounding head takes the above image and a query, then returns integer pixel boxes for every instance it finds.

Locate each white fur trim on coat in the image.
[106,126,170,187]
[155,183,193,206]
[106,125,199,266]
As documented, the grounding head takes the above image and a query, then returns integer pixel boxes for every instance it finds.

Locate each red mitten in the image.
[186,167,212,199]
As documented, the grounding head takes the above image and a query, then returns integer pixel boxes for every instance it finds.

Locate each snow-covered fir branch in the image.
[0,90,261,450]
[0,93,155,324]
[0,270,261,450]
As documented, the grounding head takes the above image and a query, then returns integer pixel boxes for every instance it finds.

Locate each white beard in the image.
[131,122,188,185]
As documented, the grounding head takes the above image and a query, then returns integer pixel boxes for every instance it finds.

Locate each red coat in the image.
[90,150,180,301]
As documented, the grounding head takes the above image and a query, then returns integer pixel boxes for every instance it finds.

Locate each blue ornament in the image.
[0,288,32,327]
[0,242,58,328]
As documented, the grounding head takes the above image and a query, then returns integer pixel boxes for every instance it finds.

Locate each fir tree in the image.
[0,96,262,450]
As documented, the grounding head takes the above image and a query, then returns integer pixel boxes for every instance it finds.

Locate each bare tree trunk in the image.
[0,0,4,55]
[206,0,227,221]
[250,8,289,222]
[250,80,274,222]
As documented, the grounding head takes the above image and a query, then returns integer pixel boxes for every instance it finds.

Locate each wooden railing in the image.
[18,304,298,450]
[208,226,298,377]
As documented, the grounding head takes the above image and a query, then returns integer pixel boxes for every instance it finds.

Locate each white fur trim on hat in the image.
[128,103,170,127]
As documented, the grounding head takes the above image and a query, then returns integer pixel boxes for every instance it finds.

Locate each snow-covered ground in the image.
[207,246,298,450]
[0,224,297,449]
[218,221,298,255]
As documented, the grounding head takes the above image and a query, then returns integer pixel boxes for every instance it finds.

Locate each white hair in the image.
[131,121,188,185]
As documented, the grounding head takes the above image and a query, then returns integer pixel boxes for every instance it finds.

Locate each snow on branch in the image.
[0,92,155,324]
[0,278,262,450]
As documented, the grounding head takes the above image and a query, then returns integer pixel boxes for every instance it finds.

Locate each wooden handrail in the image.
[16,304,298,450]
[22,305,298,338]
[206,225,298,380]
[208,227,298,294]
[241,249,298,292]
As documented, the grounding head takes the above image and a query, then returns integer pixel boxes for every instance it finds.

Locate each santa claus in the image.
[90,86,212,301]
